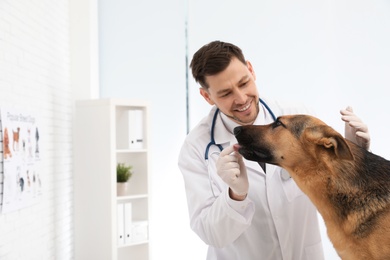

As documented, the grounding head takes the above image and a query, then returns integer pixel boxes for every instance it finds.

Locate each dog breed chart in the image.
[0,108,42,213]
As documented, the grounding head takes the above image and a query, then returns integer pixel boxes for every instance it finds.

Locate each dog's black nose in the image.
[234,126,242,136]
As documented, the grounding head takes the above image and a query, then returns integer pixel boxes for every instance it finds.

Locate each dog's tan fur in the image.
[13,127,20,151]
[3,127,12,159]
[234,115,390,260]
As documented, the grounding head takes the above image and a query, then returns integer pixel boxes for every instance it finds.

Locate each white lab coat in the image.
[178,98,325,260]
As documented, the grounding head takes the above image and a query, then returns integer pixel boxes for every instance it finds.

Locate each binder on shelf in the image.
[117,203,125,246]
[132,220,149,243]
[128,109,144,149]
[124,202,133,244]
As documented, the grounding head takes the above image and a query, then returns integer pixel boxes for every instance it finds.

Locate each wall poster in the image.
[1,108,42,213]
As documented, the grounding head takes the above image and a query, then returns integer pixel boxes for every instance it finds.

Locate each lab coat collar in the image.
[212,110,232,146]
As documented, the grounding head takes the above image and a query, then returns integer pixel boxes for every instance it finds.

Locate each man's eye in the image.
[240,81,248,87]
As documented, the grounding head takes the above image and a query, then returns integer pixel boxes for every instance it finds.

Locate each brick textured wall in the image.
[0,0,73,259]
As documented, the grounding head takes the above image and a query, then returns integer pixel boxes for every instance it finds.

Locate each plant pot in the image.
[117,182,128,196]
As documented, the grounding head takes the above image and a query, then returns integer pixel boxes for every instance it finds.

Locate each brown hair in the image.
[190,41,246,89]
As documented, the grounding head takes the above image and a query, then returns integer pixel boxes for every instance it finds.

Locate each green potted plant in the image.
[117,163,133,196]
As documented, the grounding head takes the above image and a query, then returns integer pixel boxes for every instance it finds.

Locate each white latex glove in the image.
[340,106,370,150]
[216,145,249,198]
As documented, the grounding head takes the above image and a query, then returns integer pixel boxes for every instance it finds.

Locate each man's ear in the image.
[200,88,215,105]
[304,125,354,160]
[246,60,256,81]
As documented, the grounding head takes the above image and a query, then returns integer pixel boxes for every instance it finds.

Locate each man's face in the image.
[200,57,259,126]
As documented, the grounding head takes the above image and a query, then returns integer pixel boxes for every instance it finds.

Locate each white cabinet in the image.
[74,98,151,260]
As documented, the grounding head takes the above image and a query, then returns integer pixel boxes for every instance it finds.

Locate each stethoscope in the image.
[205,98,290,198]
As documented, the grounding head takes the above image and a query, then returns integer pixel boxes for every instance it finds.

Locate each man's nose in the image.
[234,90,246,103]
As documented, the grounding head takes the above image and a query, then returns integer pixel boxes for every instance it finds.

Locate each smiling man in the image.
[178,40,370,260]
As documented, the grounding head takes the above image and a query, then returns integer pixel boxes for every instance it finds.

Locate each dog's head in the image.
[234,115,354,170]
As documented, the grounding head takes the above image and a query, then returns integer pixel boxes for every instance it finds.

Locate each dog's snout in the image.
[234,126,242,136]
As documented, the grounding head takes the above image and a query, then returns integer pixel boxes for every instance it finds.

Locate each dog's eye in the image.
[273,119,284,129]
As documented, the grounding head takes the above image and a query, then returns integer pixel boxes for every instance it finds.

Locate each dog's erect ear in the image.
[304,125,354,160]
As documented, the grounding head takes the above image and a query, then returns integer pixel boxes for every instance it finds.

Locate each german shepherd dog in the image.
[233,115,390,260]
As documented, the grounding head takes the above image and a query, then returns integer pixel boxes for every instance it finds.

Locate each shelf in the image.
[74,98,150,260]
[116,149,148,153]
[118,240,149,248]
[117,194,148,201]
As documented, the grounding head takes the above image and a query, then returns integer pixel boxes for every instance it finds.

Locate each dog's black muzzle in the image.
[234,126,274,163]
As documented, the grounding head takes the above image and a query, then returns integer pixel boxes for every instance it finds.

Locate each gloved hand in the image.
[216,145,249,199]
[340,106,370,150]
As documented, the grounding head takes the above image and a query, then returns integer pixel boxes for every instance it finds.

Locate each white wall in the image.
[97,0,196,259]
[0,1,73,259]
[98,0,390,260]
[69,0,100,100]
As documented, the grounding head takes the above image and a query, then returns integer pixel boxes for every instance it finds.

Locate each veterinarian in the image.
[178,40,371,260]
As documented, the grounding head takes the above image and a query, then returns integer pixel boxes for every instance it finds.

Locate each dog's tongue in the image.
[233,144,241,152]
